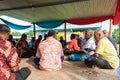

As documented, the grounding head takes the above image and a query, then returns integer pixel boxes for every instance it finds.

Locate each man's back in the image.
[37,37,63,71]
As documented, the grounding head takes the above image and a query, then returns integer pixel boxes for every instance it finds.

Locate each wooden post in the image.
[64,22,67,42]
[33,23,36,39]
[109,19,112,36]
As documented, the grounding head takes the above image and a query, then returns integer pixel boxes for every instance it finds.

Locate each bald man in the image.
[68,30,96,61]
[85,30,119,69]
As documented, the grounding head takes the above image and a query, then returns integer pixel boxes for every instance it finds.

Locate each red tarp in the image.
[112,0,120,25]
[66,16,113,25]
[66,0,120,25]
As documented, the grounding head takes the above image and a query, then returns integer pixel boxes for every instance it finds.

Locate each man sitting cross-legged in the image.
[65,30,96,61]
[84,30,119,69]
[0,24,31,80]
[34,30,64,71]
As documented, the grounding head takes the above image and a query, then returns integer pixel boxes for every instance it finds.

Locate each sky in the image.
[0,15,118,33]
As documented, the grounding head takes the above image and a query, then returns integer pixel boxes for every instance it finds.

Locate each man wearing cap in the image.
[35,30,64,71]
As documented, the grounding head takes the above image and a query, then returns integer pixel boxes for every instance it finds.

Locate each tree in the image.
[112,25,120,44]
[24,31,34,37]
[11,31,21,36]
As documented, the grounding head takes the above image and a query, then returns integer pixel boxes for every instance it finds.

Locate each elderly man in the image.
[68,30,96,61]
[85,30,119,69]
[34,30,64,71]
[0,24,31,80]
[103,30,118,51]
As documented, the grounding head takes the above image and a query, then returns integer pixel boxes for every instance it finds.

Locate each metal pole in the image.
[64,22,67,42]
[33,23,36,39]
[109,19,112,36]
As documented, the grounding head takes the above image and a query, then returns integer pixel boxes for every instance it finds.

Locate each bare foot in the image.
[92,65,100,70]
[64,55,69,61]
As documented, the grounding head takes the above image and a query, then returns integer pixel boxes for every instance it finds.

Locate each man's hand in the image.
[93,53,99,57]
[85,48,95,52]
[11,65,19,72]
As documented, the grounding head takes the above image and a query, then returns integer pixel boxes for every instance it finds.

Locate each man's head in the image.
[60,36,63,40]
[70,34,76,40]
[38,35,42,40]
[0,24,10,40]
[85,30,93,39]
[47,30,58,38]
[94,30,104,41]
[103,30,109,37]
[21,33,27,40]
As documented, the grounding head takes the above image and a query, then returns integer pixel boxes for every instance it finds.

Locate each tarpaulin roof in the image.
[28,23,101,32]
[0,0,119,25]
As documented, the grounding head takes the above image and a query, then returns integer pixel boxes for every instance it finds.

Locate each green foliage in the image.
[112,25,120,44]
[11,31,34,38]
[24,31,34,37]
[11,31,21,36]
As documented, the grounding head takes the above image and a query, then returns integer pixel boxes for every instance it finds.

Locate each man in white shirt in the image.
[69,30,96,61]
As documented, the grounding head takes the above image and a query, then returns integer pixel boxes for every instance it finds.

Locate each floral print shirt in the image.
[0,38,20,80]
[36,37,64,71]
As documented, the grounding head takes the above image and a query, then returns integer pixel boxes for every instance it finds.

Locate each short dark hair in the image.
[0,24,10,33]
[47,30,58,36]
[71,34,76,40]
[21,33,27,39]
[38,35,42,40]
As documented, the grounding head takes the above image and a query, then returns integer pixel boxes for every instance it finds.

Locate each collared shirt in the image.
[68,39,80,51]
[36,37,64,71]
[0,38,20,80]
[96,37,119,68]
[81,37,96,58]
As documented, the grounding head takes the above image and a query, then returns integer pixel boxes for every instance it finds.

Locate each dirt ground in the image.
[19,57,118,80]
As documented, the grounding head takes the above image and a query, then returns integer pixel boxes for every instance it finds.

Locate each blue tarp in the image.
[36,20,64,29]
[0,18,32,30]
[0,18,64,30]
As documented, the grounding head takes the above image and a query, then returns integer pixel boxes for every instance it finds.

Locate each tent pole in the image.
[33,23,36,39]
[64,22,67,43]
[109,19,112,36]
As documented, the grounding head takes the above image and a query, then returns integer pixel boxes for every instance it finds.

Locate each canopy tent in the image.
[0,0,119,26]
[27,23,101,32]
[0,0,119,41]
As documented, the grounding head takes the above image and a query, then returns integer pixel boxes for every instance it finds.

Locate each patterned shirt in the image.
[36,37,64,71]
[0,38,20,80]
[16,39,29,56]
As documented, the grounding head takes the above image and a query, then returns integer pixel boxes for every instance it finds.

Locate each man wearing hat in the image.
[34,30,64,71]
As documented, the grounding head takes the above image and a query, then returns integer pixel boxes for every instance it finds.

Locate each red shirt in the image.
[68,39,80,51]
[34,39,41,52]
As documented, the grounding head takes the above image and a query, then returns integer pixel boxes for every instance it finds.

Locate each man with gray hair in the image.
[85,30,119,69]
[0,24,31,80]
[103,30,118,51]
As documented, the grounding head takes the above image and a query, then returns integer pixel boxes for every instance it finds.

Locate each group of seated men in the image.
[64,29,119,69]
[0,23,119,80]
[34,29,119,70]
